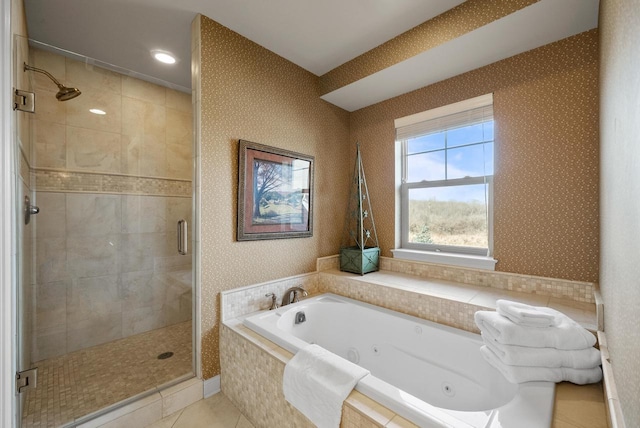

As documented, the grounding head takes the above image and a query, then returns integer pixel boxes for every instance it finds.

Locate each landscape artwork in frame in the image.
[237,140,314,241]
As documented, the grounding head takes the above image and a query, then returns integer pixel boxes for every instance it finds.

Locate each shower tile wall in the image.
[30,47,193,362]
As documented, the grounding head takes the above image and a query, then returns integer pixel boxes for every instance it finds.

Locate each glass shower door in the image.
[12,34,36,428]
[16,42,194,427]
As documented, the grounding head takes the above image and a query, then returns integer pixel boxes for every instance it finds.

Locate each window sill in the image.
[391,248,498,271]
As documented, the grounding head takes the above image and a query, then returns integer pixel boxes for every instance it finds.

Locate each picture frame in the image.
[237,140,314,241]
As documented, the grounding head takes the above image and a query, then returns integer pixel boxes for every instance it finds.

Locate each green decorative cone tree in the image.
[340,143,380,275]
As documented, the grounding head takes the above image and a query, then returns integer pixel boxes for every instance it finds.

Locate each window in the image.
[395,94,494,258]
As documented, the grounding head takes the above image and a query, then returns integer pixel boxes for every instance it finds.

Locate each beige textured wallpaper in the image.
[197,15,600,378]
[197,16,350,378]
[319,0,538,95]
[349,30,599,283]
[599,0,640,425]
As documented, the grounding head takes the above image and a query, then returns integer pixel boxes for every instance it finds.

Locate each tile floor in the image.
[148,393,254,428]
[21,321,193,427]
[553,382,607,428]
[147,383,605,428]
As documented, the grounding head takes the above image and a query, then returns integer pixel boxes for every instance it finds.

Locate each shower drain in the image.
[157,352,174,360]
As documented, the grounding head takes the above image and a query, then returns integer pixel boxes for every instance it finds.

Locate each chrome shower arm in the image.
[23,63,65,90]
[23,62,81,101]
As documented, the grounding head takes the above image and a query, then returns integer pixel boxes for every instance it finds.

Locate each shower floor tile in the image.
[21,321,193,428]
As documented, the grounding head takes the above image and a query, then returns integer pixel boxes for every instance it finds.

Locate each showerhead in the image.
[24,63,81,102]
[55,85,82,101]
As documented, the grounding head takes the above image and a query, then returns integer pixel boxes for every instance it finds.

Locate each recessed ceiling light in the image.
[89,108,106,115]
[151,50,177,64]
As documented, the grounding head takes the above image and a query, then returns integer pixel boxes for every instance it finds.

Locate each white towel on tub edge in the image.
[283,343,370,428]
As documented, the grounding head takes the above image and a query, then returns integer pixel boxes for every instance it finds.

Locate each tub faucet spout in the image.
[281,286,308,306]
[265,293,279,310]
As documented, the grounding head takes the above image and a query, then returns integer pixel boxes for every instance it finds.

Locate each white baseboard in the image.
[203,375,220,398]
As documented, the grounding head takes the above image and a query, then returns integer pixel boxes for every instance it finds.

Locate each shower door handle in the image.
[177,219,188,255]
[24,195,40,225]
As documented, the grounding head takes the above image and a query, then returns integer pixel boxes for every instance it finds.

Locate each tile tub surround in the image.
[221,322,419,428]
[319,255,596,304]
[381,257,596,304]
[221,321,605,428]
[318,270,597,333]
[293,256,596,333]
[22,321,193,428]
[317,254,341,272]
[220,257,600,427]
[221,273,320,321]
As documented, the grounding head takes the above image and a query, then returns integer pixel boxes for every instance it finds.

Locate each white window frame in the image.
[394,94,497,269]
[400,176,494,256]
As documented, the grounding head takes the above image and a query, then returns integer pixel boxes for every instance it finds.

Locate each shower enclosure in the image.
[13,36,195,427]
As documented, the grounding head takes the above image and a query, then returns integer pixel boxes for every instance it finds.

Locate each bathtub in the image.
[243,293,555,428]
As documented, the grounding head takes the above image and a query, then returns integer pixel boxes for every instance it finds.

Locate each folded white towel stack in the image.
[480,346,603,384]
[481,331,601,369]
[475,300,601,385]
[283,344,370,428]
[474,309,596,350]
[496,299,559,328]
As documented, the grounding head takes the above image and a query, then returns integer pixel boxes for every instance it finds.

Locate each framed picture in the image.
[237,140,314,241]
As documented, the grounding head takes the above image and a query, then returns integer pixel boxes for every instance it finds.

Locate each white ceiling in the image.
[24,0,599,111]
[24,0,466,91]
[322,0,600,111]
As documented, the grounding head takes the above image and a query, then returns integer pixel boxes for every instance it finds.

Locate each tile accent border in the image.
[33,168,192,197]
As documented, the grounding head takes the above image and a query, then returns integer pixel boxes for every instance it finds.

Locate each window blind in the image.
[395,93,493,141]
